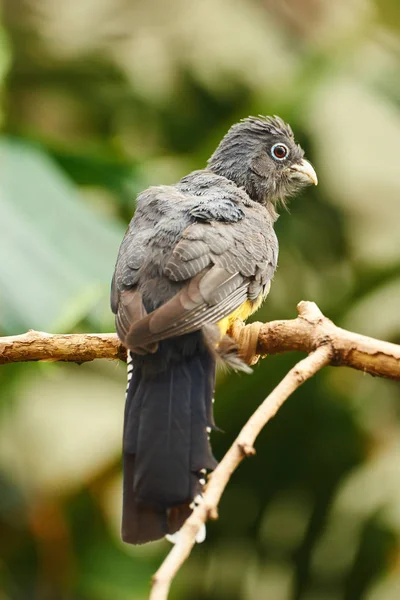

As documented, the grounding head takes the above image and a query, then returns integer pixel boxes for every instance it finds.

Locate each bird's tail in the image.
[122,338,217,544]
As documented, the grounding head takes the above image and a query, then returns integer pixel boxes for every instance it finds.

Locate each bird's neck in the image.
[206,163,278,221]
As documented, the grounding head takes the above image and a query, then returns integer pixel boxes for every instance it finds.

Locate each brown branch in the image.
[1,302,399,381]
[264,301,400,379]
[149,303,399,597]
[149,345,332,600]
[0,331,127,364]
[1,301,398,598]
[232,301,400,380]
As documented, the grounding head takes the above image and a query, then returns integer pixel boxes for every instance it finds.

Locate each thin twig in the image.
[149,345,332,600]
[0,302,399,381]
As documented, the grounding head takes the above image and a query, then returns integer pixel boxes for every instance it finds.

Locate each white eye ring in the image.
[271,142,289,161]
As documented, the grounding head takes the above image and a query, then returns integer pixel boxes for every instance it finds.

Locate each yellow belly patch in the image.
[217,293,264,337]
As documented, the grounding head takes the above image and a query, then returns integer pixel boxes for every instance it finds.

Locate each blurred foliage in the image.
[0,0,399,599]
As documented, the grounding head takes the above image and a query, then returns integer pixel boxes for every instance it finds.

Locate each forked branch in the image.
[0,300,399,599]
[149,345,332,600]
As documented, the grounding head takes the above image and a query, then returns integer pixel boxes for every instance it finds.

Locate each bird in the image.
[111,115,317,544]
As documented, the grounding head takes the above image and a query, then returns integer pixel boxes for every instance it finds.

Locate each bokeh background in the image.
[0,0,399,598]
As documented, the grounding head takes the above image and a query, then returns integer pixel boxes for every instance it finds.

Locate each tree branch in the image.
[1,302,399,381]
[1,301,399,599]
[149,345,333,600]
[254,301,400,380]
[0,331,127,364]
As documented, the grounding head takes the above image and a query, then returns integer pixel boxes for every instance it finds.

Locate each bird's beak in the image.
[290,160,318,186]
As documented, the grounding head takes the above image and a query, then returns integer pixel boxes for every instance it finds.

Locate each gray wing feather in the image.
[112,172,278,350]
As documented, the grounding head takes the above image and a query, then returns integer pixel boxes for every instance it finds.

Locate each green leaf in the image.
[0,138,125,334]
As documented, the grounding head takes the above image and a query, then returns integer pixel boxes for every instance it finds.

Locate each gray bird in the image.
[111,115,318,544]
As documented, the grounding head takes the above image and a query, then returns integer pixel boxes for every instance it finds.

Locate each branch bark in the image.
[1,302,399,381]
[149,345,333,600]
[0,331,127,364]
[255,301,400,380]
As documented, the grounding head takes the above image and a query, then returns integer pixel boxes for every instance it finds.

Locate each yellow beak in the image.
[290,159,318,186]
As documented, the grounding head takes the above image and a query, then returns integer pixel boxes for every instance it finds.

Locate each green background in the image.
[0,0,399,598]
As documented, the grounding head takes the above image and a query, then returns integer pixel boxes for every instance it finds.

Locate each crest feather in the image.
[237,115,294,139]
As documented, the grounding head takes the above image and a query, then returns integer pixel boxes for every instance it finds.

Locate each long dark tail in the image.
[122,336,217,544]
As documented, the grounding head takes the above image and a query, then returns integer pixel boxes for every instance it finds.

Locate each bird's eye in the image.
[271,143,289,161]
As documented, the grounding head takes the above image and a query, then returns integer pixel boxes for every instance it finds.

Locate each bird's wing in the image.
[113,181,278,351]
[118,269,249,350]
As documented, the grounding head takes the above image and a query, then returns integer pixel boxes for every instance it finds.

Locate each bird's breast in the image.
[217,292,264,337]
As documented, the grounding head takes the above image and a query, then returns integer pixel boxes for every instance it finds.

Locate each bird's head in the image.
[207,115,317,207]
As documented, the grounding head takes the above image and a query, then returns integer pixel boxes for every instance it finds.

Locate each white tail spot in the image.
[166,523,206,545]
[126,350,134,396]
